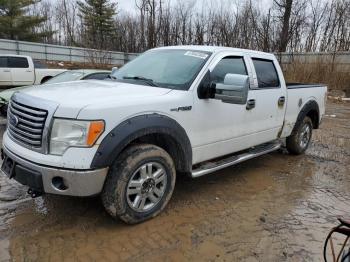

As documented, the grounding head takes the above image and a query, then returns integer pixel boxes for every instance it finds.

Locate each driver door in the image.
[192,51,256,164]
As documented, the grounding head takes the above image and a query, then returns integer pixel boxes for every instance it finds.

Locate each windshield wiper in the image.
[123,76,159,87]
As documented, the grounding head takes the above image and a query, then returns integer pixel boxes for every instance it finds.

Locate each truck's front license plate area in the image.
[1,153,15,178]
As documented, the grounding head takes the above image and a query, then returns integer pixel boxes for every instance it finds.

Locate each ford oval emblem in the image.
[9,115,19,127]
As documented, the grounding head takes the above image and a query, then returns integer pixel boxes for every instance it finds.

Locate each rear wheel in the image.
[101,144,176,224]
[286,116,313,155]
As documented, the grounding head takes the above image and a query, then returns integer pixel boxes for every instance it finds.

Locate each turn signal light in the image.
[87,121,105,146]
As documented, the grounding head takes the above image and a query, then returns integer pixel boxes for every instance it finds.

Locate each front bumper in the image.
[1,145,108,197]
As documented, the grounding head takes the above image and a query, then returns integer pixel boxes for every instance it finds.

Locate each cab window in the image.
[8,57,29,68]
[211,57,247,84]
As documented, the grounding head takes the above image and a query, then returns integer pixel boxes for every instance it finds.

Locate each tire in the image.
[286,116,313,155]
[101,144,176,224]
[0,103,8,117]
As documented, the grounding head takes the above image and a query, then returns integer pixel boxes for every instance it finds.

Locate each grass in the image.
[282,60,350,96]
[43,58,350,96]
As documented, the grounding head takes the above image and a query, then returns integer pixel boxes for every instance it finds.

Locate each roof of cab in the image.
[154,45,275,59]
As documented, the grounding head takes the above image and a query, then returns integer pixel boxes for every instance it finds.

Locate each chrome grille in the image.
[7,99,48,148]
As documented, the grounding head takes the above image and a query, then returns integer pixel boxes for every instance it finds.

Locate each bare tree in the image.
[25,0,350,54]
[274,0,294,52]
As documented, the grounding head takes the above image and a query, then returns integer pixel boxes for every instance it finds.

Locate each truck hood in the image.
[19,80,172,117]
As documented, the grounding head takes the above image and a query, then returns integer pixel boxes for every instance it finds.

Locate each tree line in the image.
[1,0,349,53]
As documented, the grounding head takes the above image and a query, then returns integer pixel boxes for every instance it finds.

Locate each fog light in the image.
[52,176,68,191]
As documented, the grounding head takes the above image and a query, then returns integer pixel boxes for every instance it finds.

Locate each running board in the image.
[191,142,281,178]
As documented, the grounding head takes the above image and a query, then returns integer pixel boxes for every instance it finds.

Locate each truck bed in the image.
[286,83,325,89]
[282,82,327,139]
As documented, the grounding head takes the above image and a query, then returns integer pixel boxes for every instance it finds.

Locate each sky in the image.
[117,0,274,14]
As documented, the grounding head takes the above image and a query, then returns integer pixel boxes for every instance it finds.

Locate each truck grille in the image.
[7,99,48,148]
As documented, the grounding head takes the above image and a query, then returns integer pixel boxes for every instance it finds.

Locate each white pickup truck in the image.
[0,55,65,87]
[1,46,327,224]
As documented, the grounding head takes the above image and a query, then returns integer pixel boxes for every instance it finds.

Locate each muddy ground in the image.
[0,101,349,262]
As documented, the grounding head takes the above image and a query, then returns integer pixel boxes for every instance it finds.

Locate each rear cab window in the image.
[252,58,280,88]
[8,57,29,68]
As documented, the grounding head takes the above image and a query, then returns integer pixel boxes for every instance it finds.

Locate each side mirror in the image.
[111,67,118,75]
[214,74,249,104]
[197,70,212,99]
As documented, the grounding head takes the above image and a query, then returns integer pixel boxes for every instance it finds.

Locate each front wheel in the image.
[0,103,8,117]
[286,116,313,155]
[101,144,176,224]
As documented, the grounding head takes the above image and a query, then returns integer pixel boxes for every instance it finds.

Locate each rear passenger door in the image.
[0,57,12,86]
[245,56,287,144]
[9,57,34,86]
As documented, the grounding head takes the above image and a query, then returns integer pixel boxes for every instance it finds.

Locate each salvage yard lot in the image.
[0,101,349,261]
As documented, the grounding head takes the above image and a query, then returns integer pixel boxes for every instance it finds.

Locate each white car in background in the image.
[0,69,111,115]
[0,55,66,87]
[44,69,111,84]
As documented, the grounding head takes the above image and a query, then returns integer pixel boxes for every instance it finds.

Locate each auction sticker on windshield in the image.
[184,51,208,59]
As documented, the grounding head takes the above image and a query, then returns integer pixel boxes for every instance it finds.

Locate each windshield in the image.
[112,49,211,90]
[45,71,83,84]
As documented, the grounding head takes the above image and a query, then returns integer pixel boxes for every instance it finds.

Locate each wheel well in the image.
[291,100,320,136]
[306,109,319,129]
[40,76,52,84]
[125,133,189,173]
[90,114,192,172]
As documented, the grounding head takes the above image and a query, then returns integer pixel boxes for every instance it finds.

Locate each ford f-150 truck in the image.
[0,55,66,87]
[1,46,327,224]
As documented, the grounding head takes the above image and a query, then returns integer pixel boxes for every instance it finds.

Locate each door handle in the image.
[278,96,286,106]
[246,99,256,110]
[26,70,32,72]
[3,70,10,72]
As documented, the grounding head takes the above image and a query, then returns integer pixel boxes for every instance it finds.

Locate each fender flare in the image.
[90,114,192,172]
[291,100,320,135]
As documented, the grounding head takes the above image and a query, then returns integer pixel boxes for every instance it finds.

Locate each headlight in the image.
[49,119,104,155]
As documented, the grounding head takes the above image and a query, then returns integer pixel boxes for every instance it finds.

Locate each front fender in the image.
[90,114,192,172]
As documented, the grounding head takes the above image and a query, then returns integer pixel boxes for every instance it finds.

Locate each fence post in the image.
[45,44,47,61]
[16,41,20,55]
[124,52,129,65]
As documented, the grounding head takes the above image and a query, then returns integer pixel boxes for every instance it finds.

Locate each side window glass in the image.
[8,57,29,68]
[84,73,109,80]
[0,57,7,68]
[211,57,247,84]
[252,58,280,88]
[96,73,109,80]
